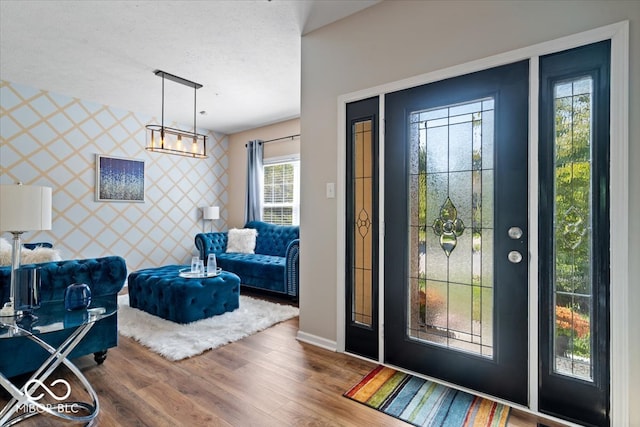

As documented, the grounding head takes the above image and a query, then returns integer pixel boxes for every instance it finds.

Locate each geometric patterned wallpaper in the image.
[0,80,228,273]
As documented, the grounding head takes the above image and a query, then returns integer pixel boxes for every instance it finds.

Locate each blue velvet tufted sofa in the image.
[195,221,299,298]
[0,256,127,378]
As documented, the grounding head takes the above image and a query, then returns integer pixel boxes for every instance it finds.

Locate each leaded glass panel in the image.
[351,120,374,326]
[408,98,494,358]
[552,76,594,381]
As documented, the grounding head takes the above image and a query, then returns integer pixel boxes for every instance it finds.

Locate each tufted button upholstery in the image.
[127,265,240,324]
[0,256,126,304]
[245,221,299,257]
[194,221,299,298]
[0,256,127,378]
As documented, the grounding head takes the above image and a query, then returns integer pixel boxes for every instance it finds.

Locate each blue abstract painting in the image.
[96,155,145,202]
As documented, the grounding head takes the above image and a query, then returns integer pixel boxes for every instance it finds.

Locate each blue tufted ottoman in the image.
[127,265,240,323]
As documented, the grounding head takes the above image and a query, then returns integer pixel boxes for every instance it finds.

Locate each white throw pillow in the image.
[0,238,62,266]
[226,228,257,254]
[0,237,11,266]
[0,237,11,252]
[22,247,62,264]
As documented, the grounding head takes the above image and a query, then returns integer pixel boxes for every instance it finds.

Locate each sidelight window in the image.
[552,76,594,381]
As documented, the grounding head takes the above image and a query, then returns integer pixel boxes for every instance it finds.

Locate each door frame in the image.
[336,20,629,425]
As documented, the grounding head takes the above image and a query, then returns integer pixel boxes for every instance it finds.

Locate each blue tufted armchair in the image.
[0,256,126,378]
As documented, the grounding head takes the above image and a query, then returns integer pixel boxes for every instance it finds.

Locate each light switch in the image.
[326,182,335,199]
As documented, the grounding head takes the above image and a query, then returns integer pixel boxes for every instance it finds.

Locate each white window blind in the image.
[263,159,300,225]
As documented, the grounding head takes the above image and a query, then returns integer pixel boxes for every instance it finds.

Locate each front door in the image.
[384,61,529,404]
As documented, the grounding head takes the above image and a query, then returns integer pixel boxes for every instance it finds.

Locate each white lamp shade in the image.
[202,206,219,220]
[0,185,52,232]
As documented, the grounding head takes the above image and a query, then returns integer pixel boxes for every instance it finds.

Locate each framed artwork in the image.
[95,154,145,202]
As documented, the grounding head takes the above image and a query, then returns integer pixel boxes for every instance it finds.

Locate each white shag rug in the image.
[117,294,299,361]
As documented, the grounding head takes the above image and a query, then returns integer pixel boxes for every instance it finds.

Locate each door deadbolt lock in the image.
[508,227,523,240]
[508,251,523,263]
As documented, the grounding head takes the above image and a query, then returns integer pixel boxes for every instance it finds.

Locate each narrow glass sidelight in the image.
[346,97,379,360]
[539,40,609,426]
[552,76,594,381]
[351,120,374,327]
[408,98,495,358]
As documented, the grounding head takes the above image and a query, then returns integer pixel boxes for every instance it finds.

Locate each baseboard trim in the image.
[296,331,337,352]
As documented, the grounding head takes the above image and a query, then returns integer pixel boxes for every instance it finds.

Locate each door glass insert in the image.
[552,76,594,381]
[408,98,494,358]
[351,120,374,327]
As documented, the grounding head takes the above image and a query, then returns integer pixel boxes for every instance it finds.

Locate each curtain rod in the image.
[263,134,300,144]
[245,134,301,147]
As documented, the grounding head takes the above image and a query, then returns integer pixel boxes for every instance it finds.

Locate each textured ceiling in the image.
[0,0,379,134]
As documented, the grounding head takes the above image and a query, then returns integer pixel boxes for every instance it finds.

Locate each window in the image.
[551,76,595,380]
[538,40,610,426]
[263,159,300,225]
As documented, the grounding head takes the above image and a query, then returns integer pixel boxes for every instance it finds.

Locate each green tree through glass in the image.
[553,77,593,379]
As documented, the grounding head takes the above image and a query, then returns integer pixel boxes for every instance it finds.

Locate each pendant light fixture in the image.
[146,70,208,159]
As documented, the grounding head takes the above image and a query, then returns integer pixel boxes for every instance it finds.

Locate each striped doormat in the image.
[344,366,510,427]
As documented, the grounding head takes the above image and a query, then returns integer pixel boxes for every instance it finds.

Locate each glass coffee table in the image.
[0,297,117,426]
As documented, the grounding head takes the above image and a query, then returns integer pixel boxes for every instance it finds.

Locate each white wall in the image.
[227,118,300,228]
[0,80,228,272]
[299,0,639,424]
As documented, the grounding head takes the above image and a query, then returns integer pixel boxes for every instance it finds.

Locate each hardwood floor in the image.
[1,294,570,426]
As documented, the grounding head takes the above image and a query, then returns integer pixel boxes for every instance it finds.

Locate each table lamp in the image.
[0,183,52,317]
[202,206,219,232]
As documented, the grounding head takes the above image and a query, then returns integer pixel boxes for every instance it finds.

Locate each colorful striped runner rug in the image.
[344,366,510,427]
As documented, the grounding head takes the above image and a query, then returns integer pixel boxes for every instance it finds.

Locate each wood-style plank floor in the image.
[0,292,569,426]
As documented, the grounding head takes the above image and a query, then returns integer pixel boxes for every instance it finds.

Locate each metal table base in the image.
[0,305,114,426]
